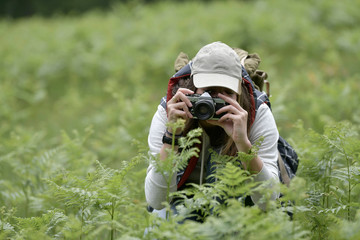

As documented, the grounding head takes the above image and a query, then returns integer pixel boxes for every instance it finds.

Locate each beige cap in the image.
[191,42,242,95]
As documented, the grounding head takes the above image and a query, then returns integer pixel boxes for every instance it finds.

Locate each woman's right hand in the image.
[166,88,194,133]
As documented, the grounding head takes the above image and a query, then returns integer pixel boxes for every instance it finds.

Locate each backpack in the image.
[161,50,299,188]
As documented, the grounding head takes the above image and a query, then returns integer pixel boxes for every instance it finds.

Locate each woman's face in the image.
[196,87,237,100]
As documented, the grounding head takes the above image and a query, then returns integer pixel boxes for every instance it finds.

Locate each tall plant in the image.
[293,121,360,238]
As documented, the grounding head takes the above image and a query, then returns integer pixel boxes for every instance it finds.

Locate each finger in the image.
[218,112,247,123]
[170,109,189,119]
[216,105,241,116]
[217,114,235,125]
[168,107,189,121]
[175,101,193,118]
[218,93,241,110]
[178,88,194,95]
[168,101,193,119]
[177,92,193,108]
[206,119,223,127]
[170,89,194,107]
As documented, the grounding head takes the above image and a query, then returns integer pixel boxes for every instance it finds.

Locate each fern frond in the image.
[213,162,257,200]
[195,199,309,240]
[151,127,202,178]
[15,209,67,236]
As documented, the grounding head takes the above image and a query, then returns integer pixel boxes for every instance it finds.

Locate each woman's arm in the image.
[145,88,193,209]
[248,103,280,208]
[145,105,177,210]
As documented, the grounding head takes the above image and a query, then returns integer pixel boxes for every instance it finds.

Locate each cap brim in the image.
[193,73,241,95]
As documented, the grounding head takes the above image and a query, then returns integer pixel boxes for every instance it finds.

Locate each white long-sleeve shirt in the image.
[145,102,280,210]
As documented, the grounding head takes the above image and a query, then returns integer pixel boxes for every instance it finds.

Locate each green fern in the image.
[328,210,360,240]
[171,146,263,222]
[0,207,17,239]
[15,209,67,239]
[150,119,202,215]
[292,121,360,238]
[207,140,264,202]
[45,156,141,239]
[195,199,309,240]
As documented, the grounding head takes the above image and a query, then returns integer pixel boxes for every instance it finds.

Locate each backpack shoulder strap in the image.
[278,152,291,187]
[160,96,167,110]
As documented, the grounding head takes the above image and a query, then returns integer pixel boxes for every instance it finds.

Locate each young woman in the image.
[145,42,280,212]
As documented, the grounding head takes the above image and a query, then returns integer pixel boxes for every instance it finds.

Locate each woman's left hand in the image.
[206,93,252,152]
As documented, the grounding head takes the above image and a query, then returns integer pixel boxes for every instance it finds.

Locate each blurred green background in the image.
[1,0,359,219]
[2,0,359,155]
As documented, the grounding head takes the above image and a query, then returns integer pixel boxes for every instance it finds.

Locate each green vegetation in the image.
[0,0,359,239]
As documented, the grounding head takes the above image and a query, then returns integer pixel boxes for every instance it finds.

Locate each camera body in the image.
[186,92,228,120]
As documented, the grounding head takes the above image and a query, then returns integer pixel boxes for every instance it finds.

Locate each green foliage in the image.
[153,119,202,179]
[290,121,360,239]
[172,157,257,222]
[0,0,359,239]
[328,210,360,240]
[196,199,308,240]
[15,209,67,239]
[148,151,309,240]
[150,119,202,217]
[0,129,145,238]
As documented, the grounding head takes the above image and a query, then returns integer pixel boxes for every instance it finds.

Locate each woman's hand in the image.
[166,88,194,134]
[207,93,251,152]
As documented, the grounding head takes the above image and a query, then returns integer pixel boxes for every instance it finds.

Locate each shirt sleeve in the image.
[248,103,280,207]
[148,105,167,156]
[145,105,177,210]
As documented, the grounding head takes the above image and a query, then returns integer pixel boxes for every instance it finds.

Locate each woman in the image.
[145,42,279,212]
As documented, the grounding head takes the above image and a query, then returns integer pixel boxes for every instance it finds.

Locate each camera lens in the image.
[198,105,209,115]
[193,100,215,120]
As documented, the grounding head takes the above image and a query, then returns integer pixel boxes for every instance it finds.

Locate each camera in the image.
[186,92,228,120]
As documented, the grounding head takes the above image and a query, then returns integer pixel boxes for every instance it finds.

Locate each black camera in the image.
[186,92,228,120]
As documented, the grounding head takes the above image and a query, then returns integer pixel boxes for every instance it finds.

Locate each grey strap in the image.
[278,151,291,187]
